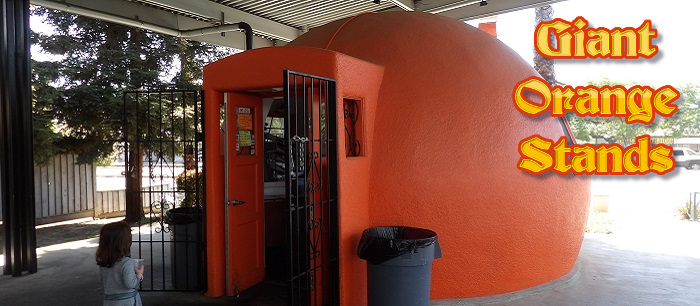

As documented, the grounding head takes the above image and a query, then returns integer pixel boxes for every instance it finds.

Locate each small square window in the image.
[343,98,364,157]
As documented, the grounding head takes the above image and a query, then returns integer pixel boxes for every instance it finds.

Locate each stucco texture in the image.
[288,11,591,299]
[202,47,384,299]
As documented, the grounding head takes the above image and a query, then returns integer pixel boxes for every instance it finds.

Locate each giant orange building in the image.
[203,11,590,305]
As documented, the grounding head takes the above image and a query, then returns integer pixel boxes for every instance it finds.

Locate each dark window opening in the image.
[343,98,364,157]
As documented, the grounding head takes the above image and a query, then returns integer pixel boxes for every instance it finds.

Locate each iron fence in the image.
[123,89,205,291]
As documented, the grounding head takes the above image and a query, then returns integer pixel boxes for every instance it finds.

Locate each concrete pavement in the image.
[2,220,700,305]
[434,229,700,305]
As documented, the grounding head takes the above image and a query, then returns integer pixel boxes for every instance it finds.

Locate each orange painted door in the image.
[226,93,264,294]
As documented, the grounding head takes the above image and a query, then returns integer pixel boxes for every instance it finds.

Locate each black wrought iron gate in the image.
[284,71,339,306]
[123,90,205,292]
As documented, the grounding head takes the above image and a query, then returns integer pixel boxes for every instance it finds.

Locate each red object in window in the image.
[479,21,497,37]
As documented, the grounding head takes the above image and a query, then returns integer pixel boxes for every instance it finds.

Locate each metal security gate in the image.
[123,90,205,292]
[284,71,339,306]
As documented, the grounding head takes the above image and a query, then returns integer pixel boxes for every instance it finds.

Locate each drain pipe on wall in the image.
[179,22,253,50]
[236,22,253,50]
[33,0,253,49]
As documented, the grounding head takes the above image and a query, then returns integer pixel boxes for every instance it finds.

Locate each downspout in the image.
[33,0,253,49]
[236,22,253,50]
[179,22,252,50]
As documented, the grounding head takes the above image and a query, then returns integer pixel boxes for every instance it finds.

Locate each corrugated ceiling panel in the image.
[129,0,215,22]
[212,0,397,29]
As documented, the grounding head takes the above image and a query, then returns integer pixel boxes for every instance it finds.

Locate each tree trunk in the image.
[534,5,556,85]
[125,143,144,223]
[178,39,197,87]
[124,27,146,223]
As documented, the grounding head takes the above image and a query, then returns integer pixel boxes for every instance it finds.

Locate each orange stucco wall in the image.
[202,47,384,302]
[204,10,590,304]
[288,11,591,300]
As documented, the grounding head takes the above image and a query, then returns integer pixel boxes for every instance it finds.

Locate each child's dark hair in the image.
[96,221,132,268]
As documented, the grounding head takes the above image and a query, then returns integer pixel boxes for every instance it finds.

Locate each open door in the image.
[225,92,265,295]
[221,70,339,304]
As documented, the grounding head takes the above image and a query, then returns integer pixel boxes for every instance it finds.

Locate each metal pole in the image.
[1,0,37,276]
[689,192,698,221]
[198,90,207,290]
[223,93,230,296]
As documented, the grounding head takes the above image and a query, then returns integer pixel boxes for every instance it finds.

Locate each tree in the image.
[31,60,62,165]
[564,80,700,145]
[32,7,232,222]
[534,5,556,85]
[531,6,700,145]
[659,83,700,137]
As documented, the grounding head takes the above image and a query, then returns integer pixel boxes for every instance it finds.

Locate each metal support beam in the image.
[420,0,481,14]
[111,0,299,42]
[34,0,252,40]
[388,0,415,11]
[1,0,38,277]
[418,0,568,20]
[31,0,278,49]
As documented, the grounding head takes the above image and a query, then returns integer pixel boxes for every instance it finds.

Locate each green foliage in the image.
[585,211,614,234]
[659,83,700,137]
[676,201,700,220]
[565,79,700,145]
[95,153,118,167]
[30,7,234,164]
[32,60,63,165]
[176,169,203,208]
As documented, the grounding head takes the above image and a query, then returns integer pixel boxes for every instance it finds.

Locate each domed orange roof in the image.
[289,11,590,299]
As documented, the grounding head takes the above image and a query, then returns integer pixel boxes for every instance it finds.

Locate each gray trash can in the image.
[166,207,202,290]
[358,226,442,306]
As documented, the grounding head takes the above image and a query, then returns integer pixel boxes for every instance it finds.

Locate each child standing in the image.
[96,221,144,306]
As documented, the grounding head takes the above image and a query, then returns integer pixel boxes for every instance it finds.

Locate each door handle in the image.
[231,199,246,206]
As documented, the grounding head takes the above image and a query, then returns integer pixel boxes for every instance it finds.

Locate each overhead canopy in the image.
[31,0,566,50]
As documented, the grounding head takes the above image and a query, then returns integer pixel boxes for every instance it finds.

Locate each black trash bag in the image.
[165,207,202,225]
[357,226,439,265]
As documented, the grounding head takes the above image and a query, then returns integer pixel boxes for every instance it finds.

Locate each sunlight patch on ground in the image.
[36,239,99,258]
[36,217,95,229]
[597,220,700,259]
[588,168,700,259]
[131,222,172,242]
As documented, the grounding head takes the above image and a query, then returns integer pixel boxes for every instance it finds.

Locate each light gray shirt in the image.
[99,257,143,306]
